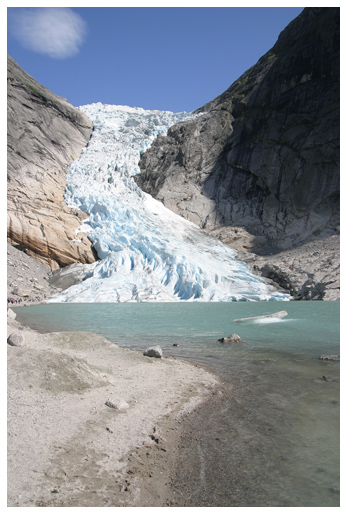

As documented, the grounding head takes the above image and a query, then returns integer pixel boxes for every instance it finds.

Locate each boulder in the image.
[11,286,31,297]
[7,332,25,347]
[218,333,244,344]
[143,346,163,358]
[7,308,16,319]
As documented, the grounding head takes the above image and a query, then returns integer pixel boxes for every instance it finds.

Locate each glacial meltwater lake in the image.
[14,301,340,507]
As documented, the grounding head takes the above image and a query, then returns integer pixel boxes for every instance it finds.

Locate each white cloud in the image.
[9,7,87,59]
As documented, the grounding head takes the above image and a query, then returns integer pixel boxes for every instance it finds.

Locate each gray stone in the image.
[7,309,16,319]
[321,375,339,382]
[319,355,340,361]
[143,346,163,358]
[105,398,129,411]
[11,286,31,297]
[7,332,25,347]
[218,333,244,344]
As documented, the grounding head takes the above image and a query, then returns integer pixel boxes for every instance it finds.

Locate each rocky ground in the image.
[236,234,340,301]
[7,315,218,507]
[7,243,62,305]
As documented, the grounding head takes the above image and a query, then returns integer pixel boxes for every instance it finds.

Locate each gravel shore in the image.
[7,315,219,507]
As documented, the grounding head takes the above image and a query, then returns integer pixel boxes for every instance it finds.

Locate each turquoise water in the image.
[14,301,340,507]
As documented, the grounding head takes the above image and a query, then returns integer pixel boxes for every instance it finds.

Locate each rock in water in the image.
[143,346,163,358]
[234,311,288,322]
[319,355,340,361]
[218,334,244,344]
[7,332,25,347]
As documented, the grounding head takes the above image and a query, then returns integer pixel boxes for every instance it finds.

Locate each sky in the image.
[6,3,306,113]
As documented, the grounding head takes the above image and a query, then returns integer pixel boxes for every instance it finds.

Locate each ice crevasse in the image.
[50,102,290,302]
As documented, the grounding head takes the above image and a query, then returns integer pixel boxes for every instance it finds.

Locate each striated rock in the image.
[136,8,340,299]
[7,55,97,270]
[7,332,25,347]
[218,333,244,344]
[143,346,163,358]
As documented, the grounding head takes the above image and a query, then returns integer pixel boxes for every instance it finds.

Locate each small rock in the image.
[105,398,129,411]
[143,345,163,358]
[319,355,340,361]
[218,333,244,344]
[7,332,25,347]
[7,308,17,319]
[321,375,338,382]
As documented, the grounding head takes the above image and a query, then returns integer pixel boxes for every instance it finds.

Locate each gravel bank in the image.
[7,316,219,507]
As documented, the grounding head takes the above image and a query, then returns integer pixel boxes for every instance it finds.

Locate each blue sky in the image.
[7,5,304,113]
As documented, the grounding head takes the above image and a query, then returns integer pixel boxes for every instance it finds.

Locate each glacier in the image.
[50,102,290,302]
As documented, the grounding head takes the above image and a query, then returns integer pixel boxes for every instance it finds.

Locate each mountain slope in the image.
[7,55,97,270]
[137,8,339,250]
[135,7,340,299]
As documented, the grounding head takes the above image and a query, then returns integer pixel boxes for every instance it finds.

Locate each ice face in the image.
[51,102,290,302]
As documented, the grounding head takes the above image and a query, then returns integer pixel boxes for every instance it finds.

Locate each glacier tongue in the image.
[51,102,290,303]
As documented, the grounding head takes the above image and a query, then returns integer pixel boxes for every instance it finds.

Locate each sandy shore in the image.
[7,314,219,507]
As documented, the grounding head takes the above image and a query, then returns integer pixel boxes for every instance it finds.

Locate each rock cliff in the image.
[136,8,340,299]
[7,55,97,270]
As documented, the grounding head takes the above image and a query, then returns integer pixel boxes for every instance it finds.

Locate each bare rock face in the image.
[241,234,340,301]
[136,7,340,299]
[7,55,97,270]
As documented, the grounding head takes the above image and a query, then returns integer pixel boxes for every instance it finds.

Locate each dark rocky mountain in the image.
[136,7,340,299]
[7,55,97,271]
